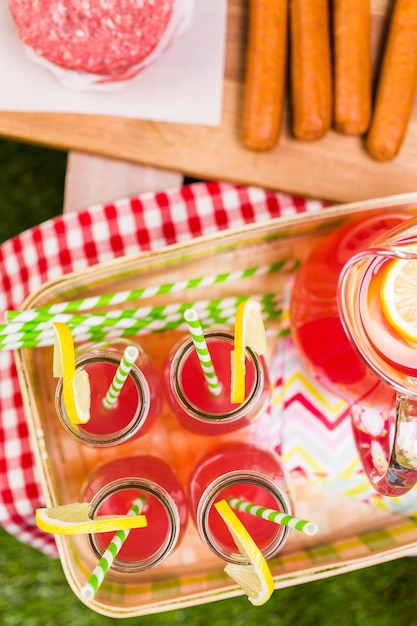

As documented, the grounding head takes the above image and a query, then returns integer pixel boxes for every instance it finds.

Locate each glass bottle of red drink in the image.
[188,442,292,562]
[55,339,162,446]
[82,455,188,573]
[163,329,271,436]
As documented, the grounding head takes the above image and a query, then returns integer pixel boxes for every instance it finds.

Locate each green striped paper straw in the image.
[0,300,287,351]
[1,293,281,338]
[0,299,250,345]
[5,260,297,322]
[228,497,318,536]
[0,311,288,352]
[0,305,217,342]
[183,308,222,396]
[1,313,232,351]
[0,293,283,345]
[0,311,287,352]
[102,345,139,409]
[80,496,146,601]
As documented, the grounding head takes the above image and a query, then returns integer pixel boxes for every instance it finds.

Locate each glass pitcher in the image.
[290,210,417,496]
[338,214,417,496]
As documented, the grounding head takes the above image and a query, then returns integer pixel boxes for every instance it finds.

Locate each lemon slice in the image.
[380,255,417,342]
[214,499,274,606]
[36,502,148,535]
[231,300,267,403]
[53,322,91,424]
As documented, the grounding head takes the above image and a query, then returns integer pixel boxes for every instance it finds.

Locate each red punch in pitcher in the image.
[290,210,417,496]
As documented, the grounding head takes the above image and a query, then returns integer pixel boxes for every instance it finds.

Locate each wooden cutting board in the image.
[1,0,416,203]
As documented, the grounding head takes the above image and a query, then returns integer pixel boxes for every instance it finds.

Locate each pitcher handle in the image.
[351,395,417,497]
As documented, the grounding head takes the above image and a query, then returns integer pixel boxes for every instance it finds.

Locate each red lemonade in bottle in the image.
[81,360,138,436]
[56,339,161,446]
[163,330,271,435]
[202,480,284,553]
[188,442,291,562]
[82,455,188,570]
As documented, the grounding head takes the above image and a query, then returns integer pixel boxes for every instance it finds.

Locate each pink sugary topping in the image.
[8,0,174,76]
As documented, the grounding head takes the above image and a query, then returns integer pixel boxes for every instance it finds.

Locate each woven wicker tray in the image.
[15,192,417,618]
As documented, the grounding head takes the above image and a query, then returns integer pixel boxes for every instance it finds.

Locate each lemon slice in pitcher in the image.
[214,499,274,606]
[231,300,267,403]
[53,322,91,424]
[36,502,147,535]
[380,255,417,342]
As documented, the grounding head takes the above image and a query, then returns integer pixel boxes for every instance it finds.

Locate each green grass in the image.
[0,140,67,241]
[1,527,417,626]
[0,138,416,625]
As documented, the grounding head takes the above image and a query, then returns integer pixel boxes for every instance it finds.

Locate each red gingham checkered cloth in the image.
[0,181,326,557]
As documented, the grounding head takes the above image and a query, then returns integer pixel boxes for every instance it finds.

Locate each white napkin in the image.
[0,0,227,125]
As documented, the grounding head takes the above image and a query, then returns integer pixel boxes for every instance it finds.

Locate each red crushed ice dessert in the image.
[9,0,177,83]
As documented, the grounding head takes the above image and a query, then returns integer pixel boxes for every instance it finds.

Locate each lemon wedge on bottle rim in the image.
[52,322,91,424]
[35,502,147,535]
[214,499,274,606]
[231,300,267,404]
[380,253,417,342]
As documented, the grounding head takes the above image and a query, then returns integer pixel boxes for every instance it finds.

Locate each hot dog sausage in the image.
[290,0,332,140]
[366,0,417,161]
[333,0,371,135]
[241,0,288,151]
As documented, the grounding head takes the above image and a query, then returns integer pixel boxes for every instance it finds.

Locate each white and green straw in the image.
[0,294,287,351]
[6,261,295,322]
[1,293,281,338]
[183,308,222,397]
[228,497,318,536]
[80,496,146,602]
[102,345,139,410]
[0,312,231,351]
